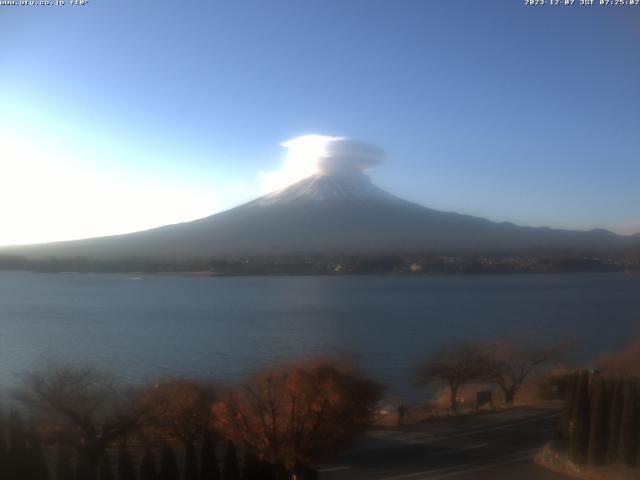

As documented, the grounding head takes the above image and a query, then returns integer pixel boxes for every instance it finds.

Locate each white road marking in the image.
[422,449,538,479]
[431,412,560,440]
[423,443,488,459]
[348,412,559,454]
[318,466,352,472]
[374,448,539,480]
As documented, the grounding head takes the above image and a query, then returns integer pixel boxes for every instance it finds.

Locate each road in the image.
[318,405,570,480]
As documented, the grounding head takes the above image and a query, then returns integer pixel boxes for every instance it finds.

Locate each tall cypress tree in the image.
[222,442,239,480]
[55,447,75,480]
[569,370,591,464]
[272,462,289,480]
[561,373,578,439]
[200,431,220,480]
[98,453,114,480]
[183,442,198,480]
[295,466,318,480]
[117,445,137,480]
[257,461,277,480]
[607,379,624,464]
[159,443,179,480]
[76,455,95,480]
[619,380,638,467]
[0,411,8,480]
[587,377,608,465]
[27,431,51,480]
[139,447,157,480]
[241,450,260,480]
[8,411,30,480]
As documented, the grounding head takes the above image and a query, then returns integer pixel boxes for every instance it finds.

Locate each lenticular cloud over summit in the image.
[259,135,384,193]
[317,139,384,176]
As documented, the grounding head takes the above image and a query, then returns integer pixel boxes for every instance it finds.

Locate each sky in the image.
[1,0,639,246]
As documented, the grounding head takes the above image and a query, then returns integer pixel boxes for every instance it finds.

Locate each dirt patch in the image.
[536,444,640,480]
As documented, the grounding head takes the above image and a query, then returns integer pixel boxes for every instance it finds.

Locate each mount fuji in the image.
[4,169,638,260]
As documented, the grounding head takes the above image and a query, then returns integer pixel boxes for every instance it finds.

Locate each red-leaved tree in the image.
[213,360,381,477]
[138,378,215,447]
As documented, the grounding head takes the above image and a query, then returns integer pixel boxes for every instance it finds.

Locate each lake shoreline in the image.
[2,268,639,278]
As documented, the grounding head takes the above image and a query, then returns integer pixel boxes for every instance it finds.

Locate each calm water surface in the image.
[1,272,639,400]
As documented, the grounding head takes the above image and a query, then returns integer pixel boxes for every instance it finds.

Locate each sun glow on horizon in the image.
[0,138,220,246]
[0,117,225,247]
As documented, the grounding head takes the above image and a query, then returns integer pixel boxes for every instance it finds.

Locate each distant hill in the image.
[2,170,639,260]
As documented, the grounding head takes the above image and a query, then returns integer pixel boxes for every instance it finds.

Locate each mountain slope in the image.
[4,171,638,259]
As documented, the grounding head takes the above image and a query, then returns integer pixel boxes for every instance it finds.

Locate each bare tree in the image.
[416,342,493,413]
[213,360,381,478]
[486,339,569,404]
[17,364,148,480]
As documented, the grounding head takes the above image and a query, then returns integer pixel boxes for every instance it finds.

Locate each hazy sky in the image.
[1,1,639,246]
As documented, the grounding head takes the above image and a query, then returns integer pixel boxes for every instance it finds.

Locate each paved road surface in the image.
[318,405,569,480]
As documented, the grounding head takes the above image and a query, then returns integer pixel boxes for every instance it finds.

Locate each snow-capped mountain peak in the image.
[255,171,402,207]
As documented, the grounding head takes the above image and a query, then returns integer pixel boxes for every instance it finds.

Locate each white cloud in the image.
[259,134,341,193]
[318,138,384,176]
[259,134,384,193]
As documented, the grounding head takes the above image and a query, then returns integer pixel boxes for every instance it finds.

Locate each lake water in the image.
[1,271,639,401]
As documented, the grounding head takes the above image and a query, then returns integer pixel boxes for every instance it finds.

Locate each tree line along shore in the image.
[1,338,639,480]
[1,253,639,275]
